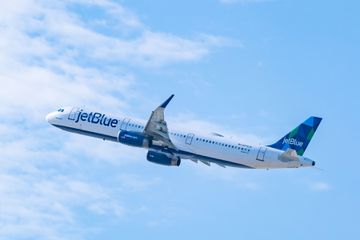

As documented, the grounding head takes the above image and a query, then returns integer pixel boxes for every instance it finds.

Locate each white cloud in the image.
[0,173,124,240]
[310,181,332,191]
[0,0,234,239]
[0,0,229,118]
[0,0,225,68]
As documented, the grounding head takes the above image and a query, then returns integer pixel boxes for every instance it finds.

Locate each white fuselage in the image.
[46,107,314,169]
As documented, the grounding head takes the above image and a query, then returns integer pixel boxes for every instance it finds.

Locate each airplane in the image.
[46,95,322,169]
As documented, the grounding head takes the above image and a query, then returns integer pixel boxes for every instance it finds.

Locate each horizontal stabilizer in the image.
[278,149,299,162]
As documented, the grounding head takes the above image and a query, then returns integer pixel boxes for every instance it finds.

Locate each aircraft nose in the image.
[46,112,57,124]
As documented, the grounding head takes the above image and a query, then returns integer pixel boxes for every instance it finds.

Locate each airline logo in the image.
[282,138,304,147]
[74,110,119,128]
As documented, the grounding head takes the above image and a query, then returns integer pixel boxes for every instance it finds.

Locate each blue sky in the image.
[0,0,359,239]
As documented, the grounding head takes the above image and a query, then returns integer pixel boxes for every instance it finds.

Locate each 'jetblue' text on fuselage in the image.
[75,111,118,128]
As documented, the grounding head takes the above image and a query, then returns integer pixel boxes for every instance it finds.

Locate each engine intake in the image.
[147,151,181,167]
[118,130,151,148]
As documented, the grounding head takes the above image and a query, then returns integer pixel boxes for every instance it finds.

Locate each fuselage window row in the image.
[130,127,250,152]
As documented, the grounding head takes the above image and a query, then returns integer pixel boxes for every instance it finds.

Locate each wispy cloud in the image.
[0,172,124,239]
[0,0,232,239]
[0,0,230,116]
[309,181,332,191]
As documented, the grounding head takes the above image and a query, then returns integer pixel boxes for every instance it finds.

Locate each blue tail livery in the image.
[268,116,322,156]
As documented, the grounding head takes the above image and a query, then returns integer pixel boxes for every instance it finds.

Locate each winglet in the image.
[160,94,175,108]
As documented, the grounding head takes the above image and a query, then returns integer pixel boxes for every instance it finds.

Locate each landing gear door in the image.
[256,147,267,161]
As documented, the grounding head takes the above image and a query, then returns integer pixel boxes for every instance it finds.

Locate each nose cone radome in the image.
[46,112,58,125]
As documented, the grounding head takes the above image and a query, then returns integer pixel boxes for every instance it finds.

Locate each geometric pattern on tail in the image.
[268,116,322,156]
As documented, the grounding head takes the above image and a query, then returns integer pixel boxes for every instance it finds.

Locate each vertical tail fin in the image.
[268,116,322,156]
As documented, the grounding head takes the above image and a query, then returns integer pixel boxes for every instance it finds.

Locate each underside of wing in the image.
[143,95,175,148]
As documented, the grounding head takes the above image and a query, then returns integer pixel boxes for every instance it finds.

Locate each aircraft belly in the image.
[176,143,254,168]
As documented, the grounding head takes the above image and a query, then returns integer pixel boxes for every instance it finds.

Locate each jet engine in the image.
[118,130,151,148]
[147,150,181,166]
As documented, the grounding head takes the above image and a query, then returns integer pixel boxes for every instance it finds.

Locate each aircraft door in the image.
[185,133,195,145]
[256,147,267,161]
[68,107,80,120]
[120,118,130,130]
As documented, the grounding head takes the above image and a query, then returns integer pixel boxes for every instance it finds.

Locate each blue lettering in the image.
[72,111,118,128]
[80,113,88,121]
[87,112,93,122]
[103,117,111,126]
[111,119,118,128]
[100,114,104,125]
[74,110,82,123]
[92,112,102,124]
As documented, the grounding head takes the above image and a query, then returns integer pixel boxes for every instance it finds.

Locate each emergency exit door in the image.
[256,147,267,161]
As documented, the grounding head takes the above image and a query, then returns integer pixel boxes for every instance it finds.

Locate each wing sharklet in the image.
[160,94,174,108]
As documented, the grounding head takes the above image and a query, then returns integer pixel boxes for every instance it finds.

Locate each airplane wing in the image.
[143,95,175,148]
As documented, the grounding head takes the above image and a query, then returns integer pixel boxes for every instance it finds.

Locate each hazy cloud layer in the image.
[0,0,231,239]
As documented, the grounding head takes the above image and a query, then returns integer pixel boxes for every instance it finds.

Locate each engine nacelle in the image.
[118,130,151,148]
[147,151,181,167]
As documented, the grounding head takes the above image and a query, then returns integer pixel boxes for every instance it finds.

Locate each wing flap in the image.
[200,160,211,166]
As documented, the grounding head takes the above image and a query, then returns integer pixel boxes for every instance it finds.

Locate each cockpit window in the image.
[57,108,65,112]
